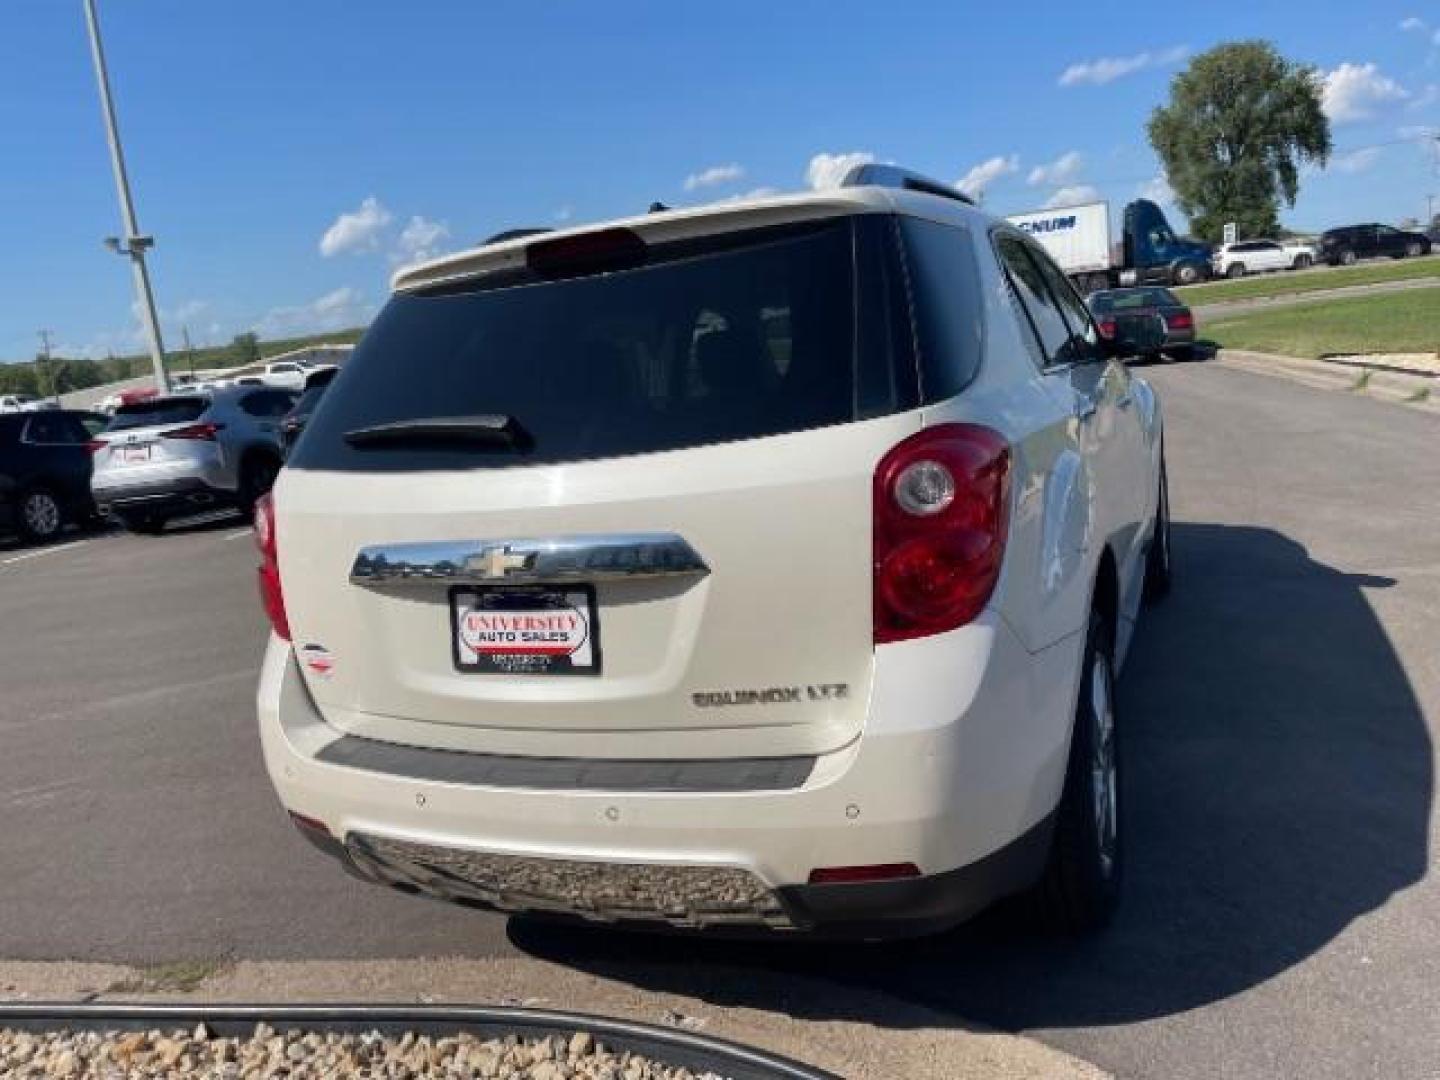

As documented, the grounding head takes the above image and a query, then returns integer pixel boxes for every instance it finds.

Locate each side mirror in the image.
[1100,312,1166,359]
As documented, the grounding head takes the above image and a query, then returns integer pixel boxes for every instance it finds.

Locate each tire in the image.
[118,511,166,535]
[1226,262,1246,279]
[238,453,282,514]
[1032,608,1121,934]
[17,486,64,543]
[1172,263,1202,286]
[1405,242,1422,258]
[1292,254,1312,270]
[1144,457,1172,602]
[1340,249,1357,266]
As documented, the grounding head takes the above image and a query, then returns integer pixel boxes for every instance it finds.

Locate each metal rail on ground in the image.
[0,1002,842,1080]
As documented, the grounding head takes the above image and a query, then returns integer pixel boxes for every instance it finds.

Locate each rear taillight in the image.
[873,424,1010,645]
[254,492,291,641]
[1166,311,1193,330]
[808,863,921,885]
[162,421,225,440]
[85,439,107,456]
[1097,319,1117,339]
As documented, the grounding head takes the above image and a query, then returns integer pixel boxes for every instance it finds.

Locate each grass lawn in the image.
[1175,255,1440,305]
[1204,287,1440,359]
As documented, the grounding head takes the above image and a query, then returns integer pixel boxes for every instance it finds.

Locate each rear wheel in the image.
[1032,608,1121,933]
[1292,254,1312,270]
[1226,262,1246,278]
[1144,457,1172,602]
[1340,249,1357,266]
[17,487,63,543]
[1405,242,1422,258]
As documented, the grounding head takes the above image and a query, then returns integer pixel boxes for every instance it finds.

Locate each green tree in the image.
[232,331,261,366]
[1148,41,1331,243]
[0,362,40,396]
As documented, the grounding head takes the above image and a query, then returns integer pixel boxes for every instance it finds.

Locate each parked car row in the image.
[1212,223,1433,279]
[1,365,343,543]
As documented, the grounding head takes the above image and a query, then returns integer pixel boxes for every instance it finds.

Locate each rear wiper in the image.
[343,414,529,449]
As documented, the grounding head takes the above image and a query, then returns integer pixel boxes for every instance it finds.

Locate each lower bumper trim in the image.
[345,833,794,930]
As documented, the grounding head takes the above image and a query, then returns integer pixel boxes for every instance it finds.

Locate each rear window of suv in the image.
[289,216,922,473]
[106,396,209,432]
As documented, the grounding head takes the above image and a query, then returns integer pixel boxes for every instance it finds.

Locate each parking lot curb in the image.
[1215,349,1439,413]
[0,958,1112,1080]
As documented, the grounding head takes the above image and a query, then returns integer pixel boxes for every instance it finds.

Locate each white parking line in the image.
[0,540,88,566]
[224,529,253,541]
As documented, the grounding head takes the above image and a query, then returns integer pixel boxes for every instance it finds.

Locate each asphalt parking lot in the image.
[2,359,1437,1079]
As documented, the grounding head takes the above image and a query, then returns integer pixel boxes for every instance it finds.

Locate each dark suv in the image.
[1319,224,1432,266]
[0,410,108,542]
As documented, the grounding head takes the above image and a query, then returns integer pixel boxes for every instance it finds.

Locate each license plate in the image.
[122,444,151,463]
[450,585,601,676]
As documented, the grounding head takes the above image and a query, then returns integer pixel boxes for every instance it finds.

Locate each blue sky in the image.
[2,0,1438,362]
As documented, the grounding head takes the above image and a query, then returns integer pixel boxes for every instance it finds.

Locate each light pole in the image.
[83,0,168,393]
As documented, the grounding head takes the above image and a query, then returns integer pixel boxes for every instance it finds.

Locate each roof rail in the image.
[839,163,975,207]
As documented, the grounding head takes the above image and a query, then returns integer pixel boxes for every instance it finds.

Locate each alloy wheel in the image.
[22,490,61,539]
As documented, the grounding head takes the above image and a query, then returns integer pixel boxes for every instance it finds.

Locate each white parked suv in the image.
[256,165,1171,937]
[1212,237,1316,277]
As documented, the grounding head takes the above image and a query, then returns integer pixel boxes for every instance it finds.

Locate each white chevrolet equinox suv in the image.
[257,165,1171,938]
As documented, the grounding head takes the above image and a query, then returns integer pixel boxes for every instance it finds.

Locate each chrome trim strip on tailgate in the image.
[316,734,816,792]
[350,533,709,588]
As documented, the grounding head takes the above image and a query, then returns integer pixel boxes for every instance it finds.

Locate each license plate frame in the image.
[122,444,152,464]
[449,584,602,677]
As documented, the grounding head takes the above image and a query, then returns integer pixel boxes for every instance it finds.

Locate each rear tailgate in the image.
[280,213,920,761]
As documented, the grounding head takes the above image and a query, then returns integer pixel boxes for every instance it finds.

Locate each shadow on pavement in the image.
[509,522,1432,1030]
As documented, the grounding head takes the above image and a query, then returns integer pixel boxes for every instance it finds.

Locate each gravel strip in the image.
[0,1024,732,1079]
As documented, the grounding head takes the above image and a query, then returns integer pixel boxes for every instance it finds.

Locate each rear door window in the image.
[240,390,298,418]
[898,218,984,401]
[106,397,209,432]
[290,216,916,472]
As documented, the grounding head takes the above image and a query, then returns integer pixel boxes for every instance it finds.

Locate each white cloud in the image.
[806,151,875,190]
[318,197,393,257]
[956,154,1019,199]
[1138,173,1175,205]
[1399,16,1427,33]
[554,205,573,222]
[1328,147,1382,174]
[391,215,450,266]
[256,286,371,337]
[1027,151,1083,186]
[1398,123,1438,138]
[1058,45,1188,87]
[684,163,746,191]
[1042,184,1103,209]
[1322,63,1410,123]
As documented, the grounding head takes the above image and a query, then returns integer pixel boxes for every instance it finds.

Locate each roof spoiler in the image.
[840,164,976,207]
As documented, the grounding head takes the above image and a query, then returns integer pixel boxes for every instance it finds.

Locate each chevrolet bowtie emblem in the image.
[466,546,531,579]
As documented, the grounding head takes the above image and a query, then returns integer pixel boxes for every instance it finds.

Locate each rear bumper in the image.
[258,611,1080,938]
[94,476,234,516]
